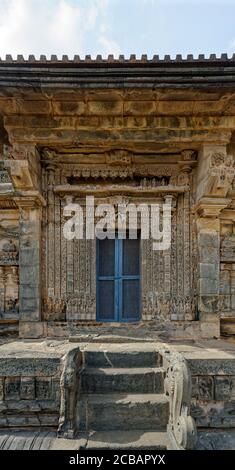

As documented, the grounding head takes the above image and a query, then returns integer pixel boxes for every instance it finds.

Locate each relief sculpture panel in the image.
[41,150,195,323]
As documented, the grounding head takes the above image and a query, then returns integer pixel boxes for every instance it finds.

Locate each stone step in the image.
[81,367,164,394]
[51,431,169,450]
[83,349,161,368]
[0,431,56,450]
[78,393,169,431]
[0,320,18,337]
[84,430,169,450]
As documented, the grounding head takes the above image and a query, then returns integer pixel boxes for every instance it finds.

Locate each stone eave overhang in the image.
[1,54,235,89]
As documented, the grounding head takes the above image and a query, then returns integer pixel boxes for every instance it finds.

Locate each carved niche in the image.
[0,239,19,318]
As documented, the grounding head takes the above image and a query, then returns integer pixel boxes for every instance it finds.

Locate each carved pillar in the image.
[196,214,220,328]
[0,267,5,316]
[4,144,45,336]
[15,198,44,337]
[163,195,173,296]
[194,144,235,337]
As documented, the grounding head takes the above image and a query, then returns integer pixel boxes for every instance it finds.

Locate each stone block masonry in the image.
[0,346,63,429]
[182,349,235,432]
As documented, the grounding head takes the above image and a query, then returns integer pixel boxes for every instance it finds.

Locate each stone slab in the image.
[196,431,235,450]
[85,430,169,450]
[81,367,164,394]
[78,393,169,431]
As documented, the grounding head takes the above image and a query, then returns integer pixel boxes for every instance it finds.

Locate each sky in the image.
[0,0,235,59]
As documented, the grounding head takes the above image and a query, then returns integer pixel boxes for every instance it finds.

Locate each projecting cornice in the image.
[1,54,235,89]
[0,53,235,63]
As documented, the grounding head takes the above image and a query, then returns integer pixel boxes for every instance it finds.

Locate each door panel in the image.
[98,280,115,320]
[121,279,140,320]
[97,236,140,322]
[98,238,115,276]
[122,238,140,276]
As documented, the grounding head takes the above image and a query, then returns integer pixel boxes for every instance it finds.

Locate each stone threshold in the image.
[19,319,220,341]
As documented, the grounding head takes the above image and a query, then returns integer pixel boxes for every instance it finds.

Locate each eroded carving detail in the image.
[163,350,197,450]
[58,347,82,438]
[210,152,235,188]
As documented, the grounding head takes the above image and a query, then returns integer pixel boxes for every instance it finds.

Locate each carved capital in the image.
[181,149,197,161]
[193,197,231,218]
[5,160,35,190]
[178,149,197,173]
[14,192,46,210]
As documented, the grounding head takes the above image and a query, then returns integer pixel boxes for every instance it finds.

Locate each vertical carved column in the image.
[231,265,235,312]
[193,144,234,336]
[47,165,55,298]
[196,214,220,336]
[16,198,44,337]
[0,267,5,315]
[54,169,61,298]
[164,195,174,295]
[141,199,172,321]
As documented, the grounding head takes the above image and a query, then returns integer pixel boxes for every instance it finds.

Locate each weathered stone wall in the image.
[189,361,235,429]
[0,352,62,428]
[1,58,235,337]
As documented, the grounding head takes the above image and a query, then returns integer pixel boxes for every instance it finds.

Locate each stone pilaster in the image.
[0,267,5,315]
[196,215,220,335]
[194,143,235,337]
[14,196,45,338]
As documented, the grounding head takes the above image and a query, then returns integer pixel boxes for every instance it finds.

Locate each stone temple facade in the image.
[1,54,235,340]
[0,55,235,451]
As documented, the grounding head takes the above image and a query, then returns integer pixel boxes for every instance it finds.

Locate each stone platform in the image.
[0,338,234,450]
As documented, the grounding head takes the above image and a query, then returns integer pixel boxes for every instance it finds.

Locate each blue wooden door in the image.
[97,237,140,322]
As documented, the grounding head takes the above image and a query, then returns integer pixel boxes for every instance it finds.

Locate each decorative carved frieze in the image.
[106,150,132,165]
